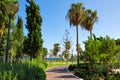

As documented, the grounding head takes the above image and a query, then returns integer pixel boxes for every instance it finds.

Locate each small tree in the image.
[84,35,119,74]
[62,29,72,64]
[99,36,117,73]
[83,35,101,72]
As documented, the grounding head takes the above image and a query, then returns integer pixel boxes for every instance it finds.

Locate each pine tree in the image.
[25,0,43,61]
[62,30,72,64]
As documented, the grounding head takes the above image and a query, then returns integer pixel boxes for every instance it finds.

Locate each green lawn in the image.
[46,61,77,70]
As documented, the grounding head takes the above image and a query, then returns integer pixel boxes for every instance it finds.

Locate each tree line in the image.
[0,0,47,63]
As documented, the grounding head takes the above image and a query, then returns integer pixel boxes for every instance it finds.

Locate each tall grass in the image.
[0,59,47,80]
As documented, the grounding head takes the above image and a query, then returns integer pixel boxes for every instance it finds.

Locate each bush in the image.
[69,63,120,80]
[0,60,47,80]
[30,59,48,70]
[68,64,77,71]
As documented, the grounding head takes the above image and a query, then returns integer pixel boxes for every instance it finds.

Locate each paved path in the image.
[46,66,83,80]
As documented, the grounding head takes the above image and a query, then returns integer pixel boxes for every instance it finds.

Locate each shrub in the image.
[68,64,77,71]
[0,60,47,80]
[69,63,120,80]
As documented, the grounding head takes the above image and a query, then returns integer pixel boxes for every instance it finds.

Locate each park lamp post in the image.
[4,2,19,63]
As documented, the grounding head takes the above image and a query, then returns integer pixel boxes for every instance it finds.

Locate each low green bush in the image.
[0,59,47,80]
[68,63,120,80]
[68,64,77,71]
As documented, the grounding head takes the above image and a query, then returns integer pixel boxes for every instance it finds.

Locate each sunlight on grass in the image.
[46,61,77,70]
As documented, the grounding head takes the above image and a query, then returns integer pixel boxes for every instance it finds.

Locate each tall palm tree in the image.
[82,9,98,38]
[66,3,86,67]
[3,1,19,62]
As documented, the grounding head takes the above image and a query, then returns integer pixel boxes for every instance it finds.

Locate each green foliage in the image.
[66,2,86,66]
[0,29,7,56]
[9,20,24,63]
[65,41,71,51]
[25,0,43,60]
[99,36,117,69]
[30,59,48,70]
[70,54,76,62]
[83,35,119,72]
[84,36,101,62]
[62,50,69,60]
[66,2,85,27]
[23,36,28,54]
[2,0,18,4]
[69,63,120,80]
[53,43,60,57]
[68,64,77,71]
[83,35,101,73]
[116,38,120,45]
[0,60,47,80]
[0,0,8,23]
[81,9,98,38]
[14,16,24,59]
[70,35,120,79]
[62,29,72,64]
[42,47,48,60]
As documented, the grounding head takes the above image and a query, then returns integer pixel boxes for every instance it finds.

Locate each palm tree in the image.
[3,1,19,62]
[66,2,86,67]
[82,9,98,38]
[53,43,60,57]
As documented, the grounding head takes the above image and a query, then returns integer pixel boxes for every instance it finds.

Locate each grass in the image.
[46,61,77,70]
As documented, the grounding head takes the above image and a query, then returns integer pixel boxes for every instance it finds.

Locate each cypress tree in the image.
[26,0,43,61]
[15,16,24,61]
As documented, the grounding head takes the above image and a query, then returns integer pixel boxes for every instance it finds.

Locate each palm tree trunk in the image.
[5,15,12,63]
[76,26,80,67]
[90,30,92,38]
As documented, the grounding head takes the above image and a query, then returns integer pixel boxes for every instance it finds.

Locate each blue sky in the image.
[18,0,120,53]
